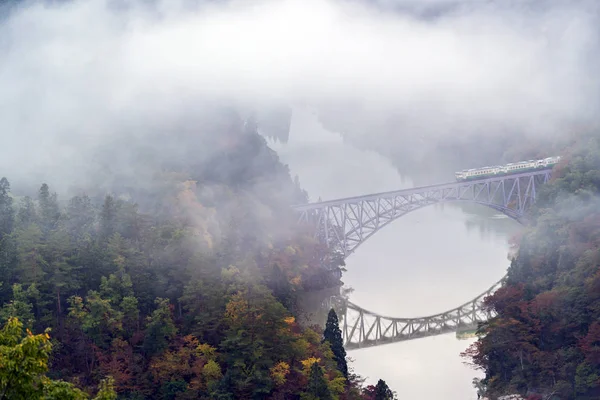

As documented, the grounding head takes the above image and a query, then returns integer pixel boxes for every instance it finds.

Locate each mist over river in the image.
[270,108,521,400]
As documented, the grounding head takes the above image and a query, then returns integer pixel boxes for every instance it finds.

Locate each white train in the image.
[455,156,561,181]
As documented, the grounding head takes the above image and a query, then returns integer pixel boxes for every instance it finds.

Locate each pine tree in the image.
[303,362,333,400]
[374,379,395,400]
[99,195,118,239]
[0,178,16,302]
[38,183,60,234]
[17,197,37,226]
[0,177,14,239]
[323,308,348,378]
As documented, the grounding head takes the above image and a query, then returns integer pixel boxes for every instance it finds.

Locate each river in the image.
[270,108,520,400]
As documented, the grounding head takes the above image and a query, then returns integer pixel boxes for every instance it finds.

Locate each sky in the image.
[1,0,600,190]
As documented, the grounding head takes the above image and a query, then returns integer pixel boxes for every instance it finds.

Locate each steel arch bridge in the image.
[293,170,551,258]
[293,169,554,349]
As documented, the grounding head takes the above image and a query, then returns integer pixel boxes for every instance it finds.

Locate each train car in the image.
[455,156,561,181]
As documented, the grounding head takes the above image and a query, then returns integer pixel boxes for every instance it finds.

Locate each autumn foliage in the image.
[0,122,380,399]
[462,133,600,399]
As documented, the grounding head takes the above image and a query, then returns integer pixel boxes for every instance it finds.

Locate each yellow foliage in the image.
[270,361,290,386]
[284,316,295,325]
[290,275,302,287]
[328,376,347,394]
[224,292,249,325]
[300,357,321,375]
[196,343,217,360]
[319,341,335,361]
[284,246,296,256]
[202,360,222,383]
[221,266,240,281]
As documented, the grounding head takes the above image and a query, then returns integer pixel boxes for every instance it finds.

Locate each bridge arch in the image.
[294,170,550,258]
[338,199,522,258]
[294,170,554,348]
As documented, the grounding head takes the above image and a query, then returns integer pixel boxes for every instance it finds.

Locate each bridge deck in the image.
[292,169,552,210]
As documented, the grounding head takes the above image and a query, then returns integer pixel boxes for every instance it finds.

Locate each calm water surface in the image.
[271,108,520,400]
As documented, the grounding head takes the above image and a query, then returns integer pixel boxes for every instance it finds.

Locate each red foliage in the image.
[460,340,486,371]
[97,339,136,393]
[579,322,600,366]
[484,284,525,315]
[361,385,376,400]
[528,290,561,315]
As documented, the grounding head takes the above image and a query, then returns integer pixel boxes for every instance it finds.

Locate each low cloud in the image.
[1,0,598,189]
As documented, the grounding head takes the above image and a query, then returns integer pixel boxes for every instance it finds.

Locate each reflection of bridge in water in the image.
[293,169,554,349]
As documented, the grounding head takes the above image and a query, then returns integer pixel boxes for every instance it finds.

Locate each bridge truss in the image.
[339,279,503,350]
[294,170,551,258]
[293,169,557,348]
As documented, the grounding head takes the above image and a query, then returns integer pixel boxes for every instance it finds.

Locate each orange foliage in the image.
[98,338,135,393]
[149,335,210,392]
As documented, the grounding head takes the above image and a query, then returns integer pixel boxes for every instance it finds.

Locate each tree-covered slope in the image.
[463,132,600,400]
[0,109,388,399]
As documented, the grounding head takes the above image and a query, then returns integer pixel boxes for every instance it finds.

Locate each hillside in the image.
[463,132,600,399]
[0,109,393,399]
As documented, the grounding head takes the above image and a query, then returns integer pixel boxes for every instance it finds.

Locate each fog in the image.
[1,0,599,191]
[1,0,596,397]
[272,107,521,399]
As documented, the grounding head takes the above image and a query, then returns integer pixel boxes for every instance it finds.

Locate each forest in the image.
[0,112,396,399]
[463,131,600,400]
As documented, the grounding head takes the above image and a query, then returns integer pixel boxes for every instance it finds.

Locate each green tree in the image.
[67,291,123,349]
[92,377,118,400]
[0,317,93,400]
[374,379,395,400]
[14,223,46,285]
[0,284,37,328]
[0,178,16,301]
[42,380,88,400]
[17,197,37,226]
[38,184,60,235]
[323,308,348,378]
[142,298,177,356]
[0,178,14,239]
[302,361,333,400]
[99,196,118,239]
[44,228,80,323]
[66,195,95,241]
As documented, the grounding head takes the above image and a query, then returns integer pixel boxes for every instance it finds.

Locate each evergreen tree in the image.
[38,183,60,234]
[0,178,16,301]
[267,264,294,310]
[303,362,333,400]
[0,284,36,329]
[142,298,177,356]
[17,197,37,226]
[323,308,348,378]
[66,195,95,240]
[374,379,395,400]
[99,196,118,239]
[0,177,14,239]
